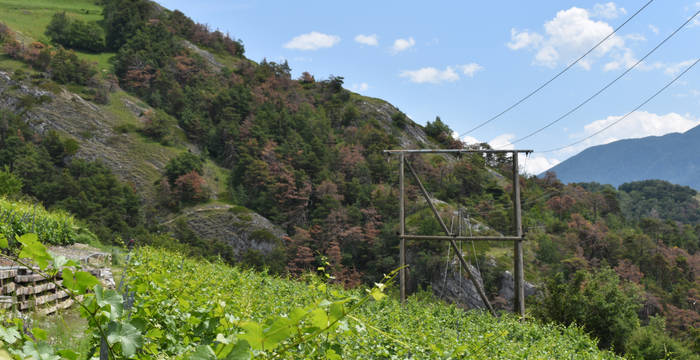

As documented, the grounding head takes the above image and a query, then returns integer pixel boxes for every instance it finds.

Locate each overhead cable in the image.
[461,0,655,136]
[537,57,699,153]
[508,10,700,145]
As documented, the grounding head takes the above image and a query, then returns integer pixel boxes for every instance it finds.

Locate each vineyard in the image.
[0,198,85,247]
[0,236,621,359]
[119,248,620,359]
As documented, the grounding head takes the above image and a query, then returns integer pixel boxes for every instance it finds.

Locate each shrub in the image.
[391,112,408,128]
[45,12,105,52]
[165,152,204,185]
[0,166,22,196]
[0,22,12,43]
[172,171,210,204]
[141,109,175,144]
[50,47,97,85]
[625,316,698,360]
[534,267,642,353]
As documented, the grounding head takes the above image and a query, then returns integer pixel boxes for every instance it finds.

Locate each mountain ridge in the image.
[545,124,700,190]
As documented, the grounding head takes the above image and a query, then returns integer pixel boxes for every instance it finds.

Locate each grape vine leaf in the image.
[238,322,263,350]
[226,340,251,360]
[95,286,124,320]
[20,341,60,360]
[17,233,52,270]
[0,326,20,344]
[106,321,143,358]
[188,345,215,360]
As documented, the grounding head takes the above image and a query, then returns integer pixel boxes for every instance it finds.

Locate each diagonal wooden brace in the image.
[405,159,496,316]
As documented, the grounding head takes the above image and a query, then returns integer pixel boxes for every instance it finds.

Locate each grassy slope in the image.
[125,247,621,359]
[0,0,114,72]
[0,0,230,204]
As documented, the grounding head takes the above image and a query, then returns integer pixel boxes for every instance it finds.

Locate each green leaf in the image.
[329,302,345,322]
[62,268,76,291]
[238,322,263,350]
[188,345,215,360]
[63,269,99,294]
[95,286,124,320]
[20,341,60,360]
[326,348,342,360]
[56,349,79,360]
[0,325,20,344]
[18,233,52,270]
[106,321,143,358]
[263,317,293,350]
[370,287,386,301]
[52,255,78,269]
[0,234,7,249]
[225,340,251,360]
[310,308,328,329]
[75,271,100,293]
[32,327,48,341]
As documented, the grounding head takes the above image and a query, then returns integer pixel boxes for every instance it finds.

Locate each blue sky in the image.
[157,0,700,174]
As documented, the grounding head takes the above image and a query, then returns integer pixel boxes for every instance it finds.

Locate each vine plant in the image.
[0,234,395,359]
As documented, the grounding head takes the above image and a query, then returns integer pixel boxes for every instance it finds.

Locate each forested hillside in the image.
[0,0,698,358]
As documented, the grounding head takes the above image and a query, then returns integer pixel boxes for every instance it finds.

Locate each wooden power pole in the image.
[385,149,531,319]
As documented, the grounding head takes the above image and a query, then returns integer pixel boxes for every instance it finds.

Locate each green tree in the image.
[165,152,204,185]
[0,166,22,196]
[535,267,641,353]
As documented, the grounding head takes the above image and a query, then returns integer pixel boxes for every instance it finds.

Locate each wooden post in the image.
[399,153,406,304]
[512,152,525,319]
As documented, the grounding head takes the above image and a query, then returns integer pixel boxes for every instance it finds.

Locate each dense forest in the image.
[0,0,698,358]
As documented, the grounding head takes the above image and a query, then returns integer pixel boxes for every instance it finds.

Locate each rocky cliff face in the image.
[160,203,287,259]
[432,260,538,312]
[0,70,287,252]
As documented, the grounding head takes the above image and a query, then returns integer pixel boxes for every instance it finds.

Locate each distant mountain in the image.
[545,124,700,190]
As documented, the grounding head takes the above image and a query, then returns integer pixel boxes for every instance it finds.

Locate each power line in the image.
[507,10,700,146]
[537,57,699,153]
[460,0,655,137]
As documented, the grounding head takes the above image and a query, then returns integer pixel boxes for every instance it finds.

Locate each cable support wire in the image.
[538,57,699,153]
[461,0,655,136]
[505,10,700,146]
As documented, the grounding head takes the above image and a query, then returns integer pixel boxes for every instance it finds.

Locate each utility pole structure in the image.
[384,148,532,319]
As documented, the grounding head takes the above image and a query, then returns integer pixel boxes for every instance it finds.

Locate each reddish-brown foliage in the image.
[173,171,209,203]
[287,245,314,276]
[615,259,644,284]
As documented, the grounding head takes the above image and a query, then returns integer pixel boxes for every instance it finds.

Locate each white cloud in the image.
[508,6,631,70]
[559,111,700,155]
[457,133,480,145]
[591,2,626,19]
[507,28,543,50]
[664,59,696,76]
[351,82,369,92]
[392,37,415,53]
[625,33,646,42]
[648,24,659,35]
[523,156,561,175]
[354,34,378,46]
[400,63,483,84]
[400,66,459,84]
[488,134,515,149]
[458,63,484,77]
[603,48,636,71]
[284,32,340,50]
